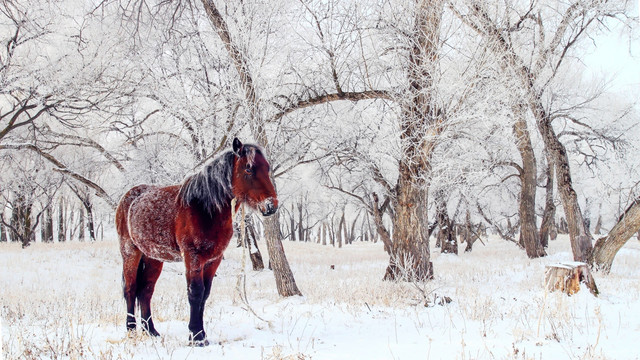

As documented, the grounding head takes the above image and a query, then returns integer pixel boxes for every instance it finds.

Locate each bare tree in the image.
[453,0,636,263]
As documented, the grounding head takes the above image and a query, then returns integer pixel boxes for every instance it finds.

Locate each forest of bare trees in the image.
[1,0,639,292]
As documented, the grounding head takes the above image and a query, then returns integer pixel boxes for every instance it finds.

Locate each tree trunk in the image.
[41,206,54,243]
[558,217,569,234]
[246,216,265,271]
[383,0,442,282]
[594,214,602,235]
[590,198,640,273]
[0,222,6,242]
[263,212,302,296]
[436,196,457,255]
[321,222,327,246]
[463,210,476,253]
[57,198,66,242]
[337,212,344,248]
[540,158,557,247]
[10,198,33,248]
[84,198,96,241]
[532,93,592,262]
[297,201,304,243]
[372,193,393,254]
[385,176,433,281]
[513,108,545,258]
[289,204,296,241]
[78,207,85,242]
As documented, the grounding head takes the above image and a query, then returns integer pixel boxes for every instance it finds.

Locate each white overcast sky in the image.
[583,1,639,95]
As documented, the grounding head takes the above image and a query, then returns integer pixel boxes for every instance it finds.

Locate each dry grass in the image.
[1,234,639,359]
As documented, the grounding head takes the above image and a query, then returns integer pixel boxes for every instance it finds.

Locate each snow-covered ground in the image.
[1,233,639,359]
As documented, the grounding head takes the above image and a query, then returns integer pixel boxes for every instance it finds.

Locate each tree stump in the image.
[544,262,599,296]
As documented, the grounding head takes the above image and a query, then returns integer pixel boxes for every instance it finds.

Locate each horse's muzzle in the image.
[260,198,278,217]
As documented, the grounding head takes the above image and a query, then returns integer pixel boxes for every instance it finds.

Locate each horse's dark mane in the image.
[177,144,262,215]
[178,150,235,216]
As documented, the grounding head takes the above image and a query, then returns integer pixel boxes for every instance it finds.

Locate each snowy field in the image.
[1,234,639,360]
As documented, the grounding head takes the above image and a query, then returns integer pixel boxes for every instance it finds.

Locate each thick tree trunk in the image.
[590,199,640,273]
[384,0,442,282]
[385,176,433,281]
[263,212,302,296]
[513,109,545,258]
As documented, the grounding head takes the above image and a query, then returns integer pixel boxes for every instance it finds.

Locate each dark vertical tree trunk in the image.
[513,107,546,258]
[321,222,327,246]
[337,212,344,248]
[297,201,304,243]
[57,198,66,242]
[463,210,476,252]
[41,206,54,243]
[558,217,569,234]
[10,197,33,248]
[436,196,457,255]
[78,207,85,242]
[289,204,296,241]
[85,198,96,241]
[540,158,557,247]
[0,221,6,242]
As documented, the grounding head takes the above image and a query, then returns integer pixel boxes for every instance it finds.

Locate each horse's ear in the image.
[232,137,243,156]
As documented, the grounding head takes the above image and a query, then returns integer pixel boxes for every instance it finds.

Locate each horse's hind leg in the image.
[136,255,164,336]
[122,246,142,333]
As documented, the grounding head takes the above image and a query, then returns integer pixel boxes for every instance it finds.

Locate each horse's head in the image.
[231,138,279,216]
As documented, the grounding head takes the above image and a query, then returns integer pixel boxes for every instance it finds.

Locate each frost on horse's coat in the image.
[115,138,278,346]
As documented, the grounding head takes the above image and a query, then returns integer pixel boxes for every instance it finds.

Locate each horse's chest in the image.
[186,222,234,260]
[174,207,235,261]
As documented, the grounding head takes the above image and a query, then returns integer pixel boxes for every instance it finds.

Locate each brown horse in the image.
[115,138,278,346]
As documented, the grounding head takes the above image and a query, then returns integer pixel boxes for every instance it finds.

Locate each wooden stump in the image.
[544,262,599,296]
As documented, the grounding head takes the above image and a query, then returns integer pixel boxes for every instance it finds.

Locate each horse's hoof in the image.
[189,338,210,347]
[146,329,161,337]
[189,332,209,347]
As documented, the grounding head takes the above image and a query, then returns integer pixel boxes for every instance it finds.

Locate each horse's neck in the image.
[208,199,234,222]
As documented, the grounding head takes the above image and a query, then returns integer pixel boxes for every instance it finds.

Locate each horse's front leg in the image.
[185,255,208,346]
[200,257,223,323]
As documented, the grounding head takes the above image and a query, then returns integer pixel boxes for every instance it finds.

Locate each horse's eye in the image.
[244,165,253,175]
